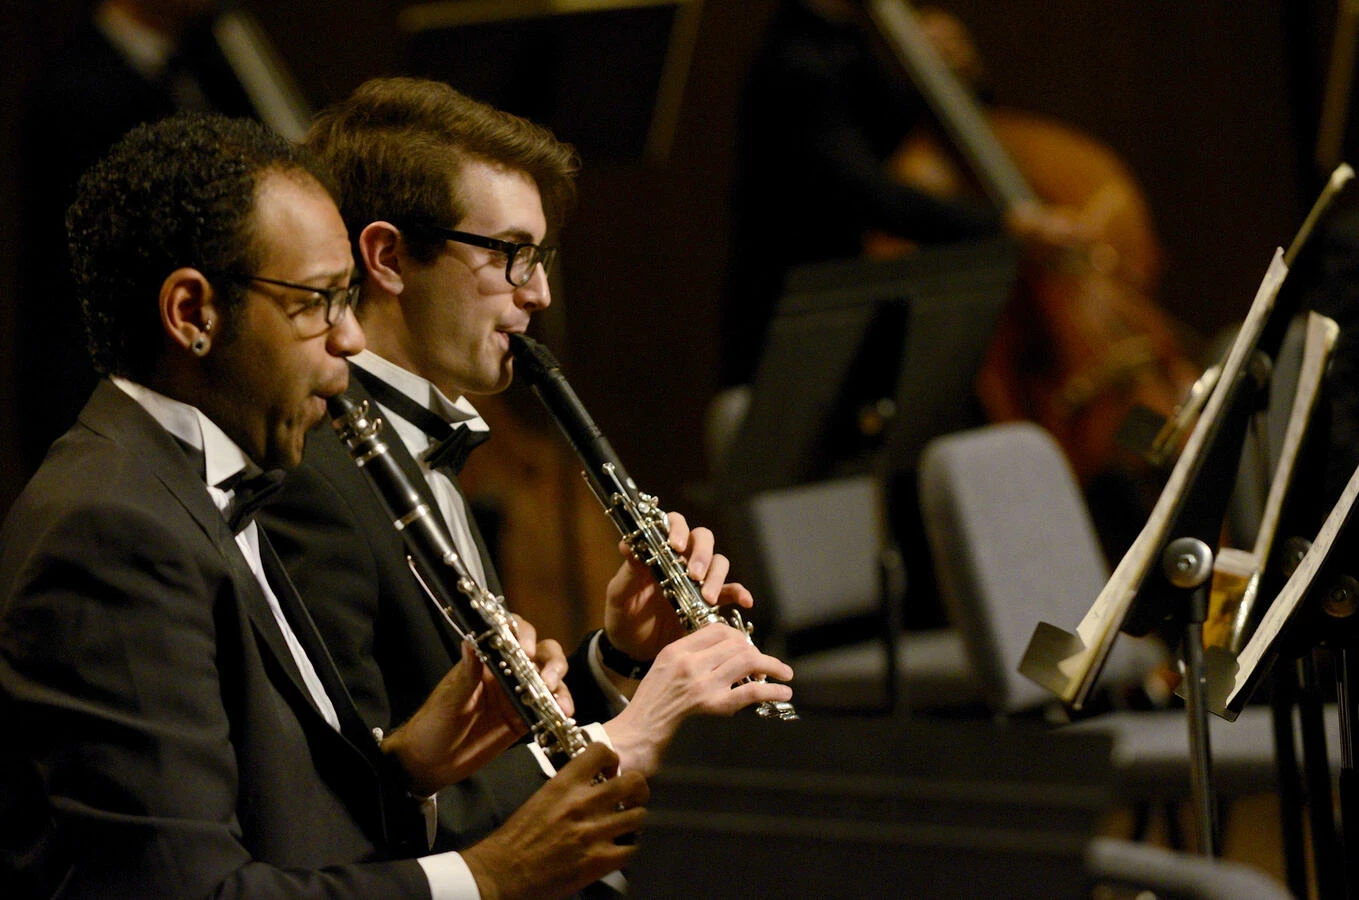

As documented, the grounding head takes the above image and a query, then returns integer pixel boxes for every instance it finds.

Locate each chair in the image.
[917,422,1163,713]
[916,421,1339,804]
[742,475,978,712]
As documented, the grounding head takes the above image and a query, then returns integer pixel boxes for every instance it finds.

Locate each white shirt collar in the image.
[112,376,253,489]
[94,2,177,81]
[350,349,488,433]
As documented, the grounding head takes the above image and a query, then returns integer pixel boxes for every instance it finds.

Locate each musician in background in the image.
[1,112,646,899]
[260,76,794,855]
[17,0,303,474]
[723,0,987,387]
[721,0,1079,387]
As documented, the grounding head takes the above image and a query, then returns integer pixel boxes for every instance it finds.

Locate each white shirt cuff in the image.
[526,721,615,777]
[418,851,480,900]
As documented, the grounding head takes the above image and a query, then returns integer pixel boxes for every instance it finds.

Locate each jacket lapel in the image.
[78,382,364,749]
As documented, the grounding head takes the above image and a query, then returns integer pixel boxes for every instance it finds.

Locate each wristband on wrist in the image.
[597,630,653,680]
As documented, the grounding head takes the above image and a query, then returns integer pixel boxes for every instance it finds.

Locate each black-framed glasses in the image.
[407,224,557,287]
[215,274,361,336]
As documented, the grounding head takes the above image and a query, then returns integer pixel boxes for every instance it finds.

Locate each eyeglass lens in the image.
[324,283,362,325]
[508,245,556,286]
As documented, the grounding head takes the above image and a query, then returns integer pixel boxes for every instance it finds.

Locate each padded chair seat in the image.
[1087,837,1293,899]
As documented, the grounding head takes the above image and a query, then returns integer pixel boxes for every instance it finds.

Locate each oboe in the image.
[327,394,593,771]
[507,333,798,721]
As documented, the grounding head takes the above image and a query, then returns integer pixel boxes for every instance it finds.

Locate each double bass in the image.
[863,0,1200,486]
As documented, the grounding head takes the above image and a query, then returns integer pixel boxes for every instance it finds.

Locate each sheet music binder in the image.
[1019,165,1355,710]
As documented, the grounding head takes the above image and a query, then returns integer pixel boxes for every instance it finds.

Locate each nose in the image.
[513,262,551,312]
[326,304,366,357]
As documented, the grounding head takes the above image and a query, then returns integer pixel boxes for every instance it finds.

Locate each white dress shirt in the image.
[351,351,491,588]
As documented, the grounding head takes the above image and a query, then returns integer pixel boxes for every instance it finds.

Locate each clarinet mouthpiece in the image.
[507,332,560,378]
[327,393,358,421]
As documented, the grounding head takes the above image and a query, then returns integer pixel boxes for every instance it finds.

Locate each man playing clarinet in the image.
[260,76,794,858]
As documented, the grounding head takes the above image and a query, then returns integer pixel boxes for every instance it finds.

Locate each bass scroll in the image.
[508,333,798,721]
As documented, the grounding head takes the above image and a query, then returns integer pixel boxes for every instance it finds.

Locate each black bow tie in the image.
[422,424,491,475]
[350,366,490,475]
[219,469,286,534]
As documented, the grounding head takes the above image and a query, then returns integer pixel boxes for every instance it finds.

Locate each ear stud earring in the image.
[192,318,214,355]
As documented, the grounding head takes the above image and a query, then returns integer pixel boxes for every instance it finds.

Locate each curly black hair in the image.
[66,113,330,379]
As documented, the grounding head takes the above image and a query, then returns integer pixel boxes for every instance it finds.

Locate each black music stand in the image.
[714,237,1017,639]
[628,714,1113,899]
[1202,439,1359,899]
[717,235,1019,499]
[1019,166,1355,861]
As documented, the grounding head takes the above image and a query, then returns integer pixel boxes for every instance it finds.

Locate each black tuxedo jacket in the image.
[0,381,429,897]
[262,372,615,850]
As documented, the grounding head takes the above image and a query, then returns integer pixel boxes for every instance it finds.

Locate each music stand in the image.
[1019,165,1355,860]
[400,0,704,163]
[718,236,1019,499]
[627,714,1113,899]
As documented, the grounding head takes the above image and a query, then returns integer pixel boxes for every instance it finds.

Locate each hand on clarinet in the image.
[602,624,794,777]
[383,614,572,796]
[602,510,753,664]
[461,742,647,900]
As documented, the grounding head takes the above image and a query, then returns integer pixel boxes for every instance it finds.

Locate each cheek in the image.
[264,349,319,423]
[444,302,497,352]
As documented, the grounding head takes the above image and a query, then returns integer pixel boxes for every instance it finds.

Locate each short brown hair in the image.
[305,77,579,266]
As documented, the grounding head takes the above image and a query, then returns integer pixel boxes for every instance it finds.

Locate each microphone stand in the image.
[1019,165,1354,858]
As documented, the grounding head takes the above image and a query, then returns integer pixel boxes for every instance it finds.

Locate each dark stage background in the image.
[0,0,1339,558]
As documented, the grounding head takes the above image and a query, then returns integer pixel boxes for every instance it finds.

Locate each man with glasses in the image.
[261,76,794,857]
[0,112,647,898]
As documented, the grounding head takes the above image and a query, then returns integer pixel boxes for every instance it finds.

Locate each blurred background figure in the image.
[721,0,1004,390]
[16,0,307,473]
[717,0,1200,617]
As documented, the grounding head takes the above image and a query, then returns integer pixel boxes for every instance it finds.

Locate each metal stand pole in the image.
[1271,668,1310,898]
[1164,537,1219,856]
[1297,653,1343,898]
[1338,648,1359,898]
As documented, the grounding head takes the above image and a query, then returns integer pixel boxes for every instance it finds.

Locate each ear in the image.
[160,267,220,357]
[358,221,404,296]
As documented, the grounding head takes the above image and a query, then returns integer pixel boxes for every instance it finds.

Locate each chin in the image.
[261,430,307,470]
[465,363,511,396]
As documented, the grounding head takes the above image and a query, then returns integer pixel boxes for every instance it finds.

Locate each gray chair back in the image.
[918,422,1155,713]
[746,476,888,636]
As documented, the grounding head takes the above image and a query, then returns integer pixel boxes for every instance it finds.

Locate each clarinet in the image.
[327,394,593,772]
[508,333,799,721]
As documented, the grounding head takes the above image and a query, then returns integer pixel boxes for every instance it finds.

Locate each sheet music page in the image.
[1217,458,1359,716]
[1036,250,1289,704]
